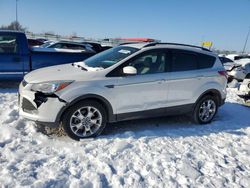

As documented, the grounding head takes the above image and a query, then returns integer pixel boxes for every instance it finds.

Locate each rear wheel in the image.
[193,95,218,124]
[62,100,107,140]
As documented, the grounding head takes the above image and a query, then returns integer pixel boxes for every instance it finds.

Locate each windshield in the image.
[83,46,139,69]
[40,42,54,48]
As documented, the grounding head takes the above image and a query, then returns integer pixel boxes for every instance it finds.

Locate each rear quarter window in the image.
[171,51,198,72]
[197,54,216,69]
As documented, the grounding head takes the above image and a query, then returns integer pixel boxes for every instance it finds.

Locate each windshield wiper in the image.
[72,63,87,71]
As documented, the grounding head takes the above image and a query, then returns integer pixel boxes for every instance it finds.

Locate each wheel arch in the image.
[195,89,223,106]
[56,94,115,123]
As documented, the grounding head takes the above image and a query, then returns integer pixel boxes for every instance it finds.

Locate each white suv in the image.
[19,43,227,140]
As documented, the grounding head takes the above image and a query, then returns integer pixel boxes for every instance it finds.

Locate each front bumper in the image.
[19,81,67,126]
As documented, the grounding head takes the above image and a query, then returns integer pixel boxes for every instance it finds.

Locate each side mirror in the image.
[123,66,137,75]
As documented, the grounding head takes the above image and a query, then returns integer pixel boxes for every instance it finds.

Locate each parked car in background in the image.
[81,42,103,53]
[40,40,55,48]
[0,30,95,80]
[27,39,44,47]
[100,45,113,51]
[226,58,250,81]
[237,74,250,105]
[226,54,250,61]
[35,38,48,43]
[43,41,96,53]
[219,56,234,65]
[19,42,227,140]
[219,55,237,82]
[234,55,250,61]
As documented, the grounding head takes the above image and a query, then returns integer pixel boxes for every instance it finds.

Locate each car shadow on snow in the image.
[101,102,250,139]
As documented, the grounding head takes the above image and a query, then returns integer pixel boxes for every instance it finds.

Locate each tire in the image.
[62,100,107,141]
[227,76,233,83]
[192,95,218,124]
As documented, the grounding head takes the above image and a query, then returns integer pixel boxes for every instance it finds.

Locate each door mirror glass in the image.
[123,66,137,75]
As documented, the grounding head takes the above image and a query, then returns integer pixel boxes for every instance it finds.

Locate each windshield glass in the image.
[40,42,54,48]
[83,46,139,69]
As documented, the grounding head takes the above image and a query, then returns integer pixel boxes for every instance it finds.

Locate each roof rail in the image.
[143,42,211,52]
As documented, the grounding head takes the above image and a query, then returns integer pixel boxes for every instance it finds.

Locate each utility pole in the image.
[242,27,250,54]
[15,0,18,30]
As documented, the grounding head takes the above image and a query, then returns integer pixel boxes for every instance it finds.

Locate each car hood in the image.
[24,63,102,83]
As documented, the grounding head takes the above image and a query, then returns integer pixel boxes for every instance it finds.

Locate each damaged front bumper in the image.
[19,81,67,127]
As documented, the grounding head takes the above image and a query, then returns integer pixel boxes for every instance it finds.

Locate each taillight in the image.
[218,70,228,79]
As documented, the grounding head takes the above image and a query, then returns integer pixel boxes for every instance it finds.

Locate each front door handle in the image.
[105,85,114,88]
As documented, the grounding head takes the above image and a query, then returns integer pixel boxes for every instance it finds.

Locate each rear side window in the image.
[66,44,85,50]
[52,43,62,48]
[172,52,197,72]
[197,54,216,69]
[0,35,18,54]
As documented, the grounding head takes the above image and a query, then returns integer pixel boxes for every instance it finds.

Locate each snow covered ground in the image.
[0,87,249,187]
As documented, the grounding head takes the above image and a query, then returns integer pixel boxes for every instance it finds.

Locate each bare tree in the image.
[0,21,27,31]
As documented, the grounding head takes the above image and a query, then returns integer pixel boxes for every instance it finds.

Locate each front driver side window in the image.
[128,51,166,75]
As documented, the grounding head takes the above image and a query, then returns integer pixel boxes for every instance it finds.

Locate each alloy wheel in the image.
[198,99,216,122]
[69,106,102,138]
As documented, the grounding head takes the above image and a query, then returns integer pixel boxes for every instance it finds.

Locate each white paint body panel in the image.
[19,44,227,123]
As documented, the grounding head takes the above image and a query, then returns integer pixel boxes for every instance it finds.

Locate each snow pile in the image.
[0,88,250,187]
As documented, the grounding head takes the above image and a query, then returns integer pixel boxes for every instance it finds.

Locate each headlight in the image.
[31,81,73,94]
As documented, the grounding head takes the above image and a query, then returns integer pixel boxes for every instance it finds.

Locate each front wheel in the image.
[192,95,218,124]
[62,100,107,140]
